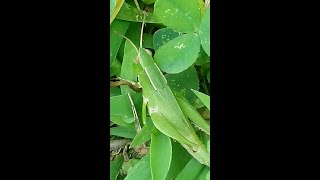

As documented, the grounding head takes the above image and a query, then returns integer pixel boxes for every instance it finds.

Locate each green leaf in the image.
[110,115,135,129]
[191,89,210,110]
[165,141,192,180]
[110,0,125,24]
[165,66,200,103]
[110,94,134,123]
[110,155,124,180]
[150,130,172,180]
[154,33,200,74]
[153,28,183,50]
[125,22,142,48]
[110,87,121,97]
[120,40,139,94]
[110,58,122,77]
[207,71,210,83]
[110,19,131,66]
[154,0,202,33]
[199,8,210,56]
[198,167,210,180]
[110,126,137,139]
[110,0,116,17]
[192,98,206,109]
[124,153,152,180]
[130,118,153,148]
[175,158,205,180]
[116,2,160,23]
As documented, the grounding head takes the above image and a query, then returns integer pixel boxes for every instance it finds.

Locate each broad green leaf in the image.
[165,66,200,103]
[153,28,183,50]
[110,0,125,24]
[117,22,142,63]
[116,2,160,23]
[151,130,172,180]
[110,94,134,123]
[124,153,152,180]
[154,33,200,74]
[110,87,121,97]
[199,8,210,56]
[120,40,139,94]
[110,19,130,66]
[110,115,135,129]
[110,0,116,17]
[165,141,192,180]
[198,167,210,180]
[125,22,141,48]
[110,126,137,139]
[110,155,124,180]
[110,58,121,77]
[175,158,205,180]
[130,118,153,148]
[154,0,202,33]
[207,71,210,83]
[191,89,210,110]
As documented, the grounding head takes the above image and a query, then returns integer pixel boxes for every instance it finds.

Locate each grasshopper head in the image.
[132,53,143,75]
[139,48,154,67]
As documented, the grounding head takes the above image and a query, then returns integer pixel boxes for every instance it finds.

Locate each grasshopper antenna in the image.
[113,31,139,53]
[140,11,147,48]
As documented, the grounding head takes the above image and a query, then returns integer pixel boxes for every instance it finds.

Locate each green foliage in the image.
[199,8,211,56]
[154,33,201,74]
[174,158,205,180]
[154,0,202,33]
[150,130,172,180]
[110,0,210,179]
[165,66,200,103]
[110,155,125,180]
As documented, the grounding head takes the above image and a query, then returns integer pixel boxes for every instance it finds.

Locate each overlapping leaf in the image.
[154,0,202,33]
[154,33,200,74]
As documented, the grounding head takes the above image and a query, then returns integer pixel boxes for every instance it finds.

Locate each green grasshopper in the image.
[116,13,210,166]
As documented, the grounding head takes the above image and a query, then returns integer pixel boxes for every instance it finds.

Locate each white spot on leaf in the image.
[174,42,186,49]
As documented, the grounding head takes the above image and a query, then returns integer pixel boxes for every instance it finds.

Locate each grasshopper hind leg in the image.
[149,112,197,149]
